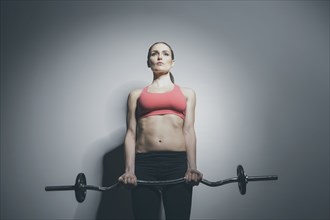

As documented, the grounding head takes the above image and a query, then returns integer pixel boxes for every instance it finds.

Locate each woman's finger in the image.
[190,173,195,182]
[186,172,191,182]
[194,173,198,181]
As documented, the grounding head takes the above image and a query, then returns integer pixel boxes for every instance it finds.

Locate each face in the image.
[148,43,175,74]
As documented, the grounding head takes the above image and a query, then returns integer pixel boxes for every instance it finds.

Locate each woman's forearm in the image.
[184,127,197,170]
[124,130,136,173]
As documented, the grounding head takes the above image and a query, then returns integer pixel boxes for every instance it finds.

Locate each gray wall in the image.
[1,1,329,219]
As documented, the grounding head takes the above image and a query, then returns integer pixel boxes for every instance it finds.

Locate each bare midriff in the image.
[136,114,186,153]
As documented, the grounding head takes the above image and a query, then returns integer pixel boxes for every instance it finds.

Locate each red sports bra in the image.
[136,84,186,120]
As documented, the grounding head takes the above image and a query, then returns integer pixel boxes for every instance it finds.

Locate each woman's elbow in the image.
[183,126,195,136]
[125,128,136,139]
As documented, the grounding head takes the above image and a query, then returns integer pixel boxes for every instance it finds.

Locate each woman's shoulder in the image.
[128,88,143,100]
[177,85,196,98]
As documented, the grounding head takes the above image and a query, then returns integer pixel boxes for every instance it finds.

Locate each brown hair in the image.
[147,42,175,83]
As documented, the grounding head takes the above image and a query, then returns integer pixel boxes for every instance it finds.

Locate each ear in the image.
[171,60,175,67]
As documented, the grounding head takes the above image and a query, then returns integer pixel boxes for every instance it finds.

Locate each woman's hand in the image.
[118,172,137,187]
[184,168,203,185]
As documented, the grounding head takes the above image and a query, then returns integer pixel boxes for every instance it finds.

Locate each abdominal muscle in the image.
[135,114,186,153]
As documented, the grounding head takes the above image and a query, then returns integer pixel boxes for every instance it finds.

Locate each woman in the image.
[118,42,203,220]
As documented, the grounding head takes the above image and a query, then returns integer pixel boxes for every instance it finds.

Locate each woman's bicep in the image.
[126,90,140,134]
[183,89,196,132]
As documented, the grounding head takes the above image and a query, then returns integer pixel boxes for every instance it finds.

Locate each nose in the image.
[157,54,163,60]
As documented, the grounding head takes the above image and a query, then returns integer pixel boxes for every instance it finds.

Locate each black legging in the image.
[132,151,193,220]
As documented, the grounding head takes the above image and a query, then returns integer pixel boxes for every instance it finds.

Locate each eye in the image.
[162,51,170,56]
[151,52,158,56]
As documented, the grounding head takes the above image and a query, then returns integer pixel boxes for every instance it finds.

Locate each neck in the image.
[152,72,173,87]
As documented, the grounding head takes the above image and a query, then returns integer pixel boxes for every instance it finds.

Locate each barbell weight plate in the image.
[75,173,87,203]
[237,165,247,195]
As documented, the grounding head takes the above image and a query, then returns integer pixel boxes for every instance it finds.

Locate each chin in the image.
[152,68,168,74]
[157,69,170,73]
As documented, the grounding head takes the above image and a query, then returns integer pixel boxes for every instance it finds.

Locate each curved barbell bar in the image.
[45,165,278,203]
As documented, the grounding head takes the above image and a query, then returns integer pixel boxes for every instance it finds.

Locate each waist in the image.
[135,151,188,181]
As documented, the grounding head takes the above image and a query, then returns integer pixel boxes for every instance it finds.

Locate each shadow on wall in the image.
[94,81,146,219]
[95,144,134,220]
[73,81,146,219]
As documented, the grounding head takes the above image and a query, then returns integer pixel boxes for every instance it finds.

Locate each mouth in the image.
[156,62,164,65]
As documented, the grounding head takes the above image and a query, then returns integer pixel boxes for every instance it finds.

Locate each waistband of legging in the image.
[135,151,187,160]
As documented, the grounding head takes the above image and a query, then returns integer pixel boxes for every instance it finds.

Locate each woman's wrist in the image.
[125,166,135,173]
[188,163,197,170]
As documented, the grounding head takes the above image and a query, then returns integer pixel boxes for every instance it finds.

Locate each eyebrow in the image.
[151,50,170,53]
